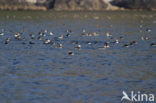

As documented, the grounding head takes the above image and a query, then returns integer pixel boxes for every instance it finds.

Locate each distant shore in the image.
[0,5,156,11]
[0,5,47,11]
[0,0,156,11]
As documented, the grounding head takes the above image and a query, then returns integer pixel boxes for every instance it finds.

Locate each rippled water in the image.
[0,11,156,103]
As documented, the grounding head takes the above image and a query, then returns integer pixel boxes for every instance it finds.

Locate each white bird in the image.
[50,32,54,35]
[58,35,63,39]
[44,39,51,44]
[44,29,48,33]
[106,32,112,37]
[141,36,149,41]
[115,39,119,43]
[82,29,86,33]
[93,32,99,36]
[75,45,81,49]
[57,44,63,48]
[0,33,4,36]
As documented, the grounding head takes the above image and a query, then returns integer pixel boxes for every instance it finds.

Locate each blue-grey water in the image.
[0,11,155,103]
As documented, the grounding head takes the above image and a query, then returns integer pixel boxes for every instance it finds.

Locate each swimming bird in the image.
[68,51,74,56]
[44,39,51,44]
[113,39,119,44]
[139,25,143,28]
[57,43,63,48]
[93,32,99,36]
[5,37,10,44]
[29,33,35,39]
[86,33,92,36]
[70,41,78,44]
[99,42,110,49]
[130,41,137,45]
[66,33,70,37]
[81,32,92,36]
[0,33,4,36]
[119,36,124,40]
[106,32,112,37]
[75,45,81,49]
[44,29,48,33]
[146,28,151,32]
[87,41,92,45]
[67,29,72,33]
[23,37,26,40]
[82,29,86,33]
[81,32,86,36]
[37,36,42,40]
[39,32,46,37]
[58,35,63,39]
[14,32,21,37]
[49,32,54,35]
[14,33,21,40]
[116,40,119,43]
[141,36,149,41]
[104,42,110,48]
[150,43,156,47]
[29,41,35,44]
[123,44,129,47]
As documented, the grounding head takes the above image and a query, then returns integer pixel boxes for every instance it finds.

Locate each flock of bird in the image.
[0,28,155,56]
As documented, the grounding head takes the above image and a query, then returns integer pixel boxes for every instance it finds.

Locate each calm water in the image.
[0,11,156,103]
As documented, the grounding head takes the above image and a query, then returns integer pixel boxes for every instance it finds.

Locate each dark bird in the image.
[57,44,63,48]
[68,51,74,55]
[146,28,151,32]
[29,33,35,39]
[14,33,21,40]
[39,32,46,37]
[130,41,137,45]
[150,43,156,47]
[124,44,129,47]
[5,37,10,44]
[75,45,81,49]
[29,41,35,44]
[43,39,53,44]
[37,36,42,40]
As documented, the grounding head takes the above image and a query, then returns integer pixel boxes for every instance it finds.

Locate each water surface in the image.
[0,11,156,103]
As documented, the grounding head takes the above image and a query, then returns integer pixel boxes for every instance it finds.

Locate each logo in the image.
[121,91,155,102]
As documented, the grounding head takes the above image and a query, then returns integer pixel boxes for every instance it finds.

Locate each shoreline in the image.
[0,0,156,11]
[0,5,156,11]
[0,5,47,11]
